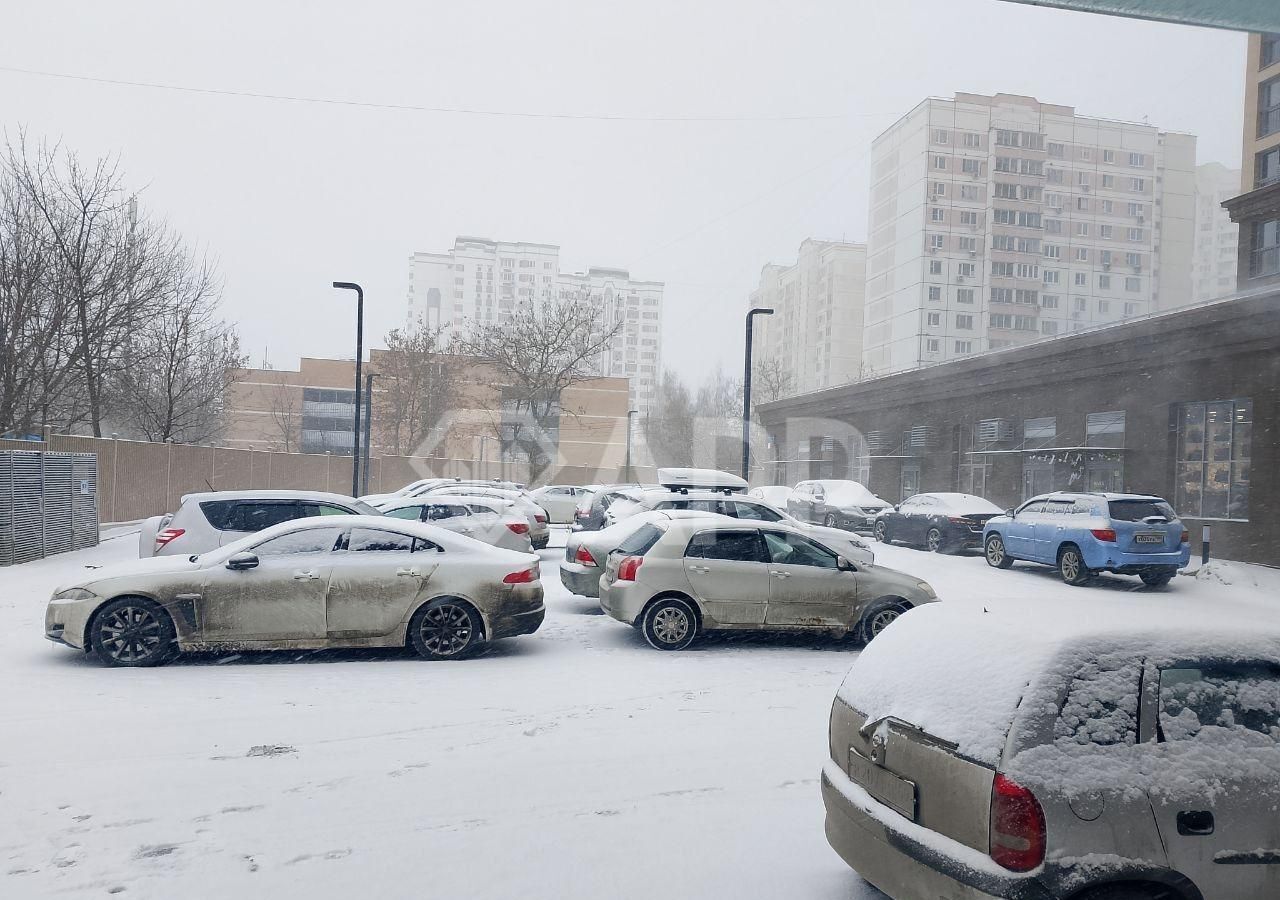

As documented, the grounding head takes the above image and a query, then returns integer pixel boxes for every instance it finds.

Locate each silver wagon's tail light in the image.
[990,773,1046,872]
[503,564,539,584]
[615,555,643,582]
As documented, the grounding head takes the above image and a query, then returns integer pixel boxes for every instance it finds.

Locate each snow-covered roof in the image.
[838,602,1280,767]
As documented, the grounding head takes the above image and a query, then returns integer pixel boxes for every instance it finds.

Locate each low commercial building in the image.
[224,356,632,475]
[759,291,1278,565]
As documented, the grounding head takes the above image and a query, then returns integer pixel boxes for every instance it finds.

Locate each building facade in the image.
[406,237,664,410]
[863,92,1196,378]
[749,239,867,396]
[1192,162,1241,304]
[224,356,633,475]
[1224,33,1280,293]
[760,291,1278,566]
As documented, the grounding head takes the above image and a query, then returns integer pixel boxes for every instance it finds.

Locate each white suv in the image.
[138,490,380,558]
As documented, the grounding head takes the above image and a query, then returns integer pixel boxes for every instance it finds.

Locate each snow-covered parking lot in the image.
[3,526,1277,899]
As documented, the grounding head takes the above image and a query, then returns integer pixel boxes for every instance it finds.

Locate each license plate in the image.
[1135,533,1163,544]
[848,748,917,821]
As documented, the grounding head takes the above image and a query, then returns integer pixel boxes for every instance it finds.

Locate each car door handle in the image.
[396,567,421,577]
[769,570,790,578]
[292,570,319,581]
[1177,810,1215,836]
[688,565,710,574]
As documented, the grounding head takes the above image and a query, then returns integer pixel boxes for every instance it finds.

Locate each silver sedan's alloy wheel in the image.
[651,607,690,645]
[420,604,474,656]
[926,528,943,552]
[985,535,1007,567]
[97,604,164,663]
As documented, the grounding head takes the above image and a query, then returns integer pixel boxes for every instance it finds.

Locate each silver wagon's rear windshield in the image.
[615,523,666,556]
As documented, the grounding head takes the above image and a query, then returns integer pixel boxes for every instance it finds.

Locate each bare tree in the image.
[264,368,301,453]
[751,355,795,408]
[694,367,743,421]
[457,296,623,481]
[642,369,696,467]
[112,252,244,443]
[374,316,461,456]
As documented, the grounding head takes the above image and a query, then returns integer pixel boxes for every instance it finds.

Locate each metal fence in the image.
[0,451,99,566]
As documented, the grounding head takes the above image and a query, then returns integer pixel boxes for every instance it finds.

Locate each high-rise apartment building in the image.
[863,93,1196,377]
[406,237,664,409]
[1224,33,1280,293]
[1192,163,1242,303]
[749,239,867,396]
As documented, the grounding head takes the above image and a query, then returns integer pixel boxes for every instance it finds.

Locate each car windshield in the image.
[12,4,1280,898]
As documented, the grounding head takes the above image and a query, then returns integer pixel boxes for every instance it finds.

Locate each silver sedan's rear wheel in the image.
[89,598,176,667]
[409,599,483,660]
[641,597,698,651]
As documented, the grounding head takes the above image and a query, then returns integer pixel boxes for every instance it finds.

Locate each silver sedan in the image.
[45,515,544,667]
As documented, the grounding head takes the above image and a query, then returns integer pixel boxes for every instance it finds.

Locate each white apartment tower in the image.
[1192,162,1241,303]
[406,237,665,410]
[863,93,1196,377]
[749,239,867,396]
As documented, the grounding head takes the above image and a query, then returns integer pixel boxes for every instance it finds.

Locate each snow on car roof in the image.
[918,493,1003,511]
[813,481,886,505]
[179,489,361,504]
[384,494,514,510]
[838,602,1280,767]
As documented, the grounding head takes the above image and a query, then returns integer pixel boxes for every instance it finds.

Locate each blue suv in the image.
[982,492,1190,586]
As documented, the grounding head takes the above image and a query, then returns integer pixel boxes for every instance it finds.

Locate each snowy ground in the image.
[2,527,1276,899]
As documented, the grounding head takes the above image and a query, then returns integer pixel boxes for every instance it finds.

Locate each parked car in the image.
[873,492,1004,552]
[529,484,593,524]
[748,485,794,509]
[358,477,457,507]
[409,485,550,549]
[788,480,891,532]
[381,495,534,552]
[982,492,1191,586]
[48,515,544,667]
[822,601,1280,900]
[573,484,646,531]
[138,490,383,558]
[602,487,874,565]
[599,517,935,650]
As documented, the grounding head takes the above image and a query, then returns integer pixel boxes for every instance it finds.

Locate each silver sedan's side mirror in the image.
[837,556,856,572]
[227,551,259,571]
[1005,508,1015,517]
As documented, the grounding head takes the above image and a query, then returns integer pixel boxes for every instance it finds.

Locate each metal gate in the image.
[0,451,99,566]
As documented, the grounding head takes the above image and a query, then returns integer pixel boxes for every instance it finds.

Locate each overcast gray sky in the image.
[1,1,1245,387]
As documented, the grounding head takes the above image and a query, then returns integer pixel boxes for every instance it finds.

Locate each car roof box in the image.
[656,467,748,494]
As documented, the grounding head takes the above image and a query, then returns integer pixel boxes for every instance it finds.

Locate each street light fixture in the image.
[332,281,364,497]
[742,307,774,481]
[625,408,639,482]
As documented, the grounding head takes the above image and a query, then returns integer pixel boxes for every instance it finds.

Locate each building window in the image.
[957,263,975,278]
[1125,276,1141,291]
[931,207,946,222]
[928,286,942,301]
[1264,33,1280,69]
[1099,274,1111,289]
[1086,411,1126,448]
[926,338,940,353]
[1098,299,1111,313]
[933,155,947,170]
[1176,400,1251,520]
[1044,244,1061,259]
[1258,147,1280,188]
[1041,294,1059,309]
[932,128,949,144]
[1128,152,1145,167]
[960,184,981,201]
[1043,269,1061,285]
[1076,222,1090,237]
[1102,198,1113,212]
[1047,142,1065,158]
[956,314,974,329]
[1075,297,1087,311]
[1126,252,1142,269]
[1077,196,1090,211]
[1103,149,1115,164]
[1130,177,1146,192]
[959,210,979,226]
[932,181,947,196]
[961,158,982,174]
[1124,302,1139,316]
[930,234,945,250]
[991,287,1013,303]
[1041,320,1059,335]
[1100,224,1113,239]
[964,132,981,148]
[1074,272,1087,286]
[1250,219,1280,278]
[1128,227,1144,241]
[957,288,975,303]
[929,259,943,274]
[954,340,973,354]
[927,312,941,326]
[1075,248,1089,262]
[989,313,1013,329]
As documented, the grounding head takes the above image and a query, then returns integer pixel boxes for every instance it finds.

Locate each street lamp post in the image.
[742,307,774,481]
[625,408,639,482]
[332,282,364,496]
[361,372,379,496]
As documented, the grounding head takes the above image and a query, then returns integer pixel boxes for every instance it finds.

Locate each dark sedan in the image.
[873,492,1003,552]
[788,480,891,533]
[572,484,646,531]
